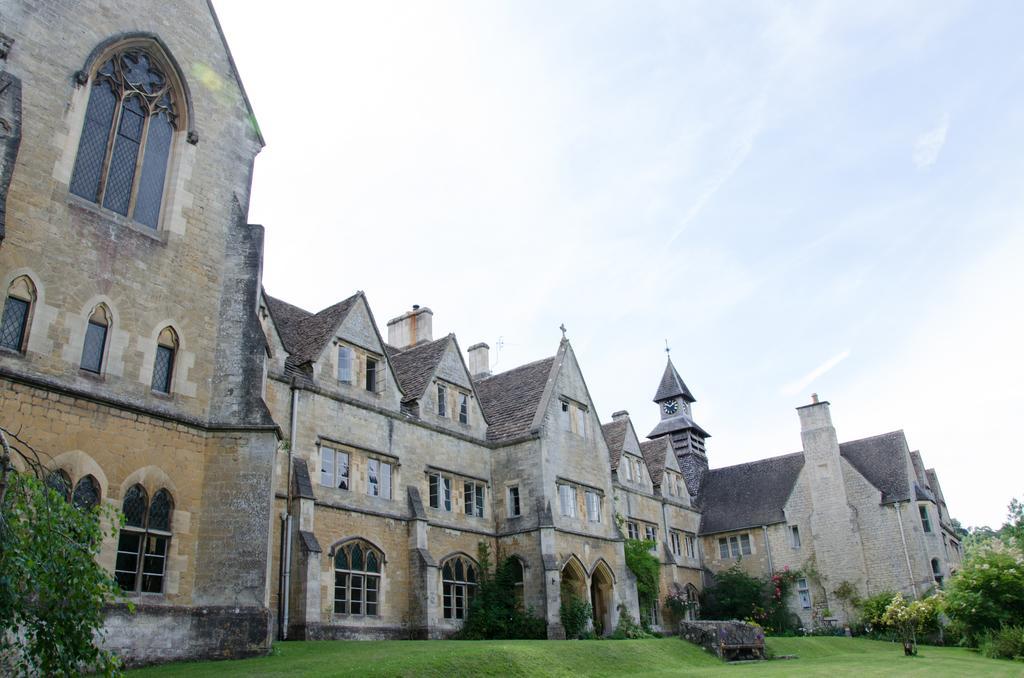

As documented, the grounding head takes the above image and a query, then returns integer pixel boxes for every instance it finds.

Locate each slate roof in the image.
[600,418,629,471]
[639,438,671,487]
[654,358,695,403]
[264,292,361,365]
[839,431,911,504]
[699,452,805,535]
[474,357,555,442]
[648,411,710,439]
[389,336,451,404]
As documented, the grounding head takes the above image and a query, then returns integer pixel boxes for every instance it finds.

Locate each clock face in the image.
[663,400,679,415]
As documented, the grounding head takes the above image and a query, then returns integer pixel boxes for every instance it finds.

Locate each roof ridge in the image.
[839,430,904,446]
[477,355,555,381]
[708,451,804,473]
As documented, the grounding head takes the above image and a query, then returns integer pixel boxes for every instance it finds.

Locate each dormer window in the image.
[458,393,468,425]
[560,399,587,437]
[337,345,353,383]
[365,357,379,392]
[437,383,447,417]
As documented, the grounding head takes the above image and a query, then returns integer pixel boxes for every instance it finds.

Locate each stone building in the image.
[0,0,962,665]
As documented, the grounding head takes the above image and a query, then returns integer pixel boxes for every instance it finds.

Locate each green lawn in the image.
[127,637,1023,677]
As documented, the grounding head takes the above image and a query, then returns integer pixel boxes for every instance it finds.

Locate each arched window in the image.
[115,484,173,593]
[0,276,36,353]
[151,326,178,394]
[684,584,700,621]
[441,554,478,620]
[508,557,525,606]
[72,475,101,511]
[333,540,382,616]
[70,49,178,229]
[45,469,72,501]
[80,304,111,374]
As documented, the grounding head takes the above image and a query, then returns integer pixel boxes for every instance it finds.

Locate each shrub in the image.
[700,565,801,633]
[560,590,593,639]
[608,604,653,639]
[456,544,546,640]
[978,626,1024,661]
[880,592,943,656]
[945,543,1024,644]
[858,591,898,634]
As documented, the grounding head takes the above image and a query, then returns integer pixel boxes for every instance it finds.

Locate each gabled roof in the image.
[474,356,555,442]
[647,411,710,439]
[839,431,911,504]
[639,437,672,487]
[389,336,451,404]
[263,292,361,365]
[600,418,629,471]
[699,452,804,535]
[654,357,695,403]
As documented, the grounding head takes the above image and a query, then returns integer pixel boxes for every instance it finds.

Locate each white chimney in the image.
[467,343,490,378]
[387,305,433,348]
[612,410,629,421]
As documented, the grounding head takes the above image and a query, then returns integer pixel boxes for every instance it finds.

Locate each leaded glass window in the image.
[45,470,72,501]
[80,305,110,374]
[72,475,100,511]
[70,49,178,229]
[333,540,383,616]
[115,484,173,593]
[0,297,29,351]
[151,327,177,394]
[442,555,478,620]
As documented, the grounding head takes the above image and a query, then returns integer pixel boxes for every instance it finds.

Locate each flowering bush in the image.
[700,565,802,633]
[880,592,943,656]
[665,586,696,619]
[945,542,1024,644]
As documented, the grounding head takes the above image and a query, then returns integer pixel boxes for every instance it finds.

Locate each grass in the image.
[127,636,1024,677]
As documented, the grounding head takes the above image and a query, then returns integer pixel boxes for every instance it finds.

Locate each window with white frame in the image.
[585,491,601,523]
[558,484,577,518]
[464,481,485,518]
[622,458,633,481]
[437,383,447,417]
[367,458,392,499]
[797,577,811,609]
[333,540,382,616]
[458,393,469,424]
[507,485,521,517]
[365,356,381,392]
[428,472,452,511]
[670,531,682,556]
[442,555,477,620]
[789,525,801,549]
[337,345,354,383]
[627,521,639,540]
[718,533,752,559]
[645,524,657,542]
[685,533,697,559]
[320,446,350,490]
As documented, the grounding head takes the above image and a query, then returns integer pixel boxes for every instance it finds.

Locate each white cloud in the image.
[782,350,852,397]
[913,114,950,168]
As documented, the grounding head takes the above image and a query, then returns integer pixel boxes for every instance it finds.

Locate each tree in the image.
[880,593,943,656]
[0,428,125,676]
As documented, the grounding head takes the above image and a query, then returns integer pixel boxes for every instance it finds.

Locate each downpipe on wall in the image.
[278,384,299,640]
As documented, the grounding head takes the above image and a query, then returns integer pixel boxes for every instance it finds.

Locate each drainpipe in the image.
[279,384,299,639]
[895,502,918,600]
[762,525,774,574]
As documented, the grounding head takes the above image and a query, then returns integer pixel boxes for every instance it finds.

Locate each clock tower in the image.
[648,356,710,500]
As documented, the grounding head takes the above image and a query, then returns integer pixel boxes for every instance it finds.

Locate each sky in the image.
[212,0,1023,528]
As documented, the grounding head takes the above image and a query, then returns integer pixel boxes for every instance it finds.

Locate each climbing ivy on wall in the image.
[623,539,660,627]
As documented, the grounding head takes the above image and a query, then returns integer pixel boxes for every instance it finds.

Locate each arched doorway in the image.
[590,560,614,636]
[684,584,700,621]
[560,556,587,604]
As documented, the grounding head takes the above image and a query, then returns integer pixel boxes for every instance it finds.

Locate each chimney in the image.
[797,393,833,434]
[611,410,629,421]
[467,343,490,379]
[387,305,433,349]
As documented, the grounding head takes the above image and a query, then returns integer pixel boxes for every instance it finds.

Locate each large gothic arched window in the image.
[114,484,174,593]
[441,554,478,620]
[333,540,382,616]
[70,49,178,229]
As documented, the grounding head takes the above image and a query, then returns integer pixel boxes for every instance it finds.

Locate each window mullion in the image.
[126,109,153,221]
[96,94,125,207]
